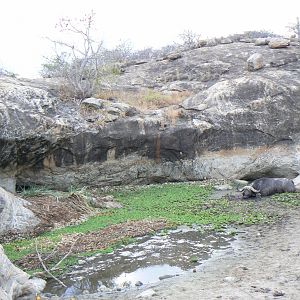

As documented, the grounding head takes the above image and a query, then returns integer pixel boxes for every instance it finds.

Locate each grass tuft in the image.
[95,89,191,110]
[19,185,93,203]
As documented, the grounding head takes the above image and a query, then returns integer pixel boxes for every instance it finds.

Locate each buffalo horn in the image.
[239,185,260,193]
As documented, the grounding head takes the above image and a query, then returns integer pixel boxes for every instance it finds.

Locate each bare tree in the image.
[102,40,133,63]
[178,30,201,49]
[44,12,104,99]
[40,53,68,78]
[0,66,16,77]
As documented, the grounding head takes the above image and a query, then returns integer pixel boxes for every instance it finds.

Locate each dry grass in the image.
[95,88,191,111]
[164,106,184,125]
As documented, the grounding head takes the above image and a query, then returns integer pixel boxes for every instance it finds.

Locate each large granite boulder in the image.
[268,38,290,49]
[0,187,40,235]
[255,38,268,46]
[0,245,46,300]
[180,72,300,179]
[0,42,300,190]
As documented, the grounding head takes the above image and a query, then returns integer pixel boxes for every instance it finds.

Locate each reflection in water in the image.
[45,227,234,296]
[114,264,182,286]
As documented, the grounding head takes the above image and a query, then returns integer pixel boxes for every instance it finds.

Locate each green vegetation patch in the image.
[3,183,284,271]
[113,184,275,228]
[271,192,300,207]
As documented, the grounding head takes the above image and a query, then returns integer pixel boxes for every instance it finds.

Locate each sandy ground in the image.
[75,208,300,300]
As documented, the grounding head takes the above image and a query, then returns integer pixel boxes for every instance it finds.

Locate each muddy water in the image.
[44,226,235,297]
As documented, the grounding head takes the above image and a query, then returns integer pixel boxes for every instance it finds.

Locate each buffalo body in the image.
[242,177,295,199]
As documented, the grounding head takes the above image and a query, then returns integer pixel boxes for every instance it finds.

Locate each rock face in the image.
[0,42,300,190]
[0,187,40,235]
[0,245,46,300]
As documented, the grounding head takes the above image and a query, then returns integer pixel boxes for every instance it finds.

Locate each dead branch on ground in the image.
[34,235,81,286]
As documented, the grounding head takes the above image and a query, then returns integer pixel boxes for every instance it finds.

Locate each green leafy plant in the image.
[189,255,198,263]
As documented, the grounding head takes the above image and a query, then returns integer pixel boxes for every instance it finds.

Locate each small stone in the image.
[85,256,95,261]
[224,276,238,283]
[213,184,233,191]
[253,287,271,293]
[240,38,254,43]
[81,97,107,109]
[119,251,132,257]
[247,53,264,71]
[136,289,158,298]
[273,290,285,297]
[122,281,131,288]
[280,247,290,251]
[159,274,175,280]
[100,284,110,292]
[77,260,85,265]
[135,281,143,287]
[220,38,233,44]
[42,293,53,298]
[165,53,182,61]
[255,38,268,46]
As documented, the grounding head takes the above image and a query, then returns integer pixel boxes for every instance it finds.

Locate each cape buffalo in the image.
[240,177,296,199]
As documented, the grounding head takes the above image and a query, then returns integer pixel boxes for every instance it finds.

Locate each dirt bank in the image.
[75,208,300,300]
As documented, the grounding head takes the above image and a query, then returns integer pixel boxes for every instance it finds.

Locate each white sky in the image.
[0,0,299,78]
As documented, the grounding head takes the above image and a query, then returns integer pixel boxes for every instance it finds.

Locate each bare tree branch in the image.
[35,240,67,288]
[50,235,81,271]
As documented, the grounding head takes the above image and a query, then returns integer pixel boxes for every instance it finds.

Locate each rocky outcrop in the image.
[0,187,40,235]
[180,71,300,179]
[0,245,46,300]
[81,97,138,123]
[113,41,297,93]
[0,42,300,190]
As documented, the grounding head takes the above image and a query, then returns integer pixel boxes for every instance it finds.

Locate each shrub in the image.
[287,17,300,44]
[0,66,16,77]
[178,30,202,49]
[42,12,104,99]
[228,30,279,42]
